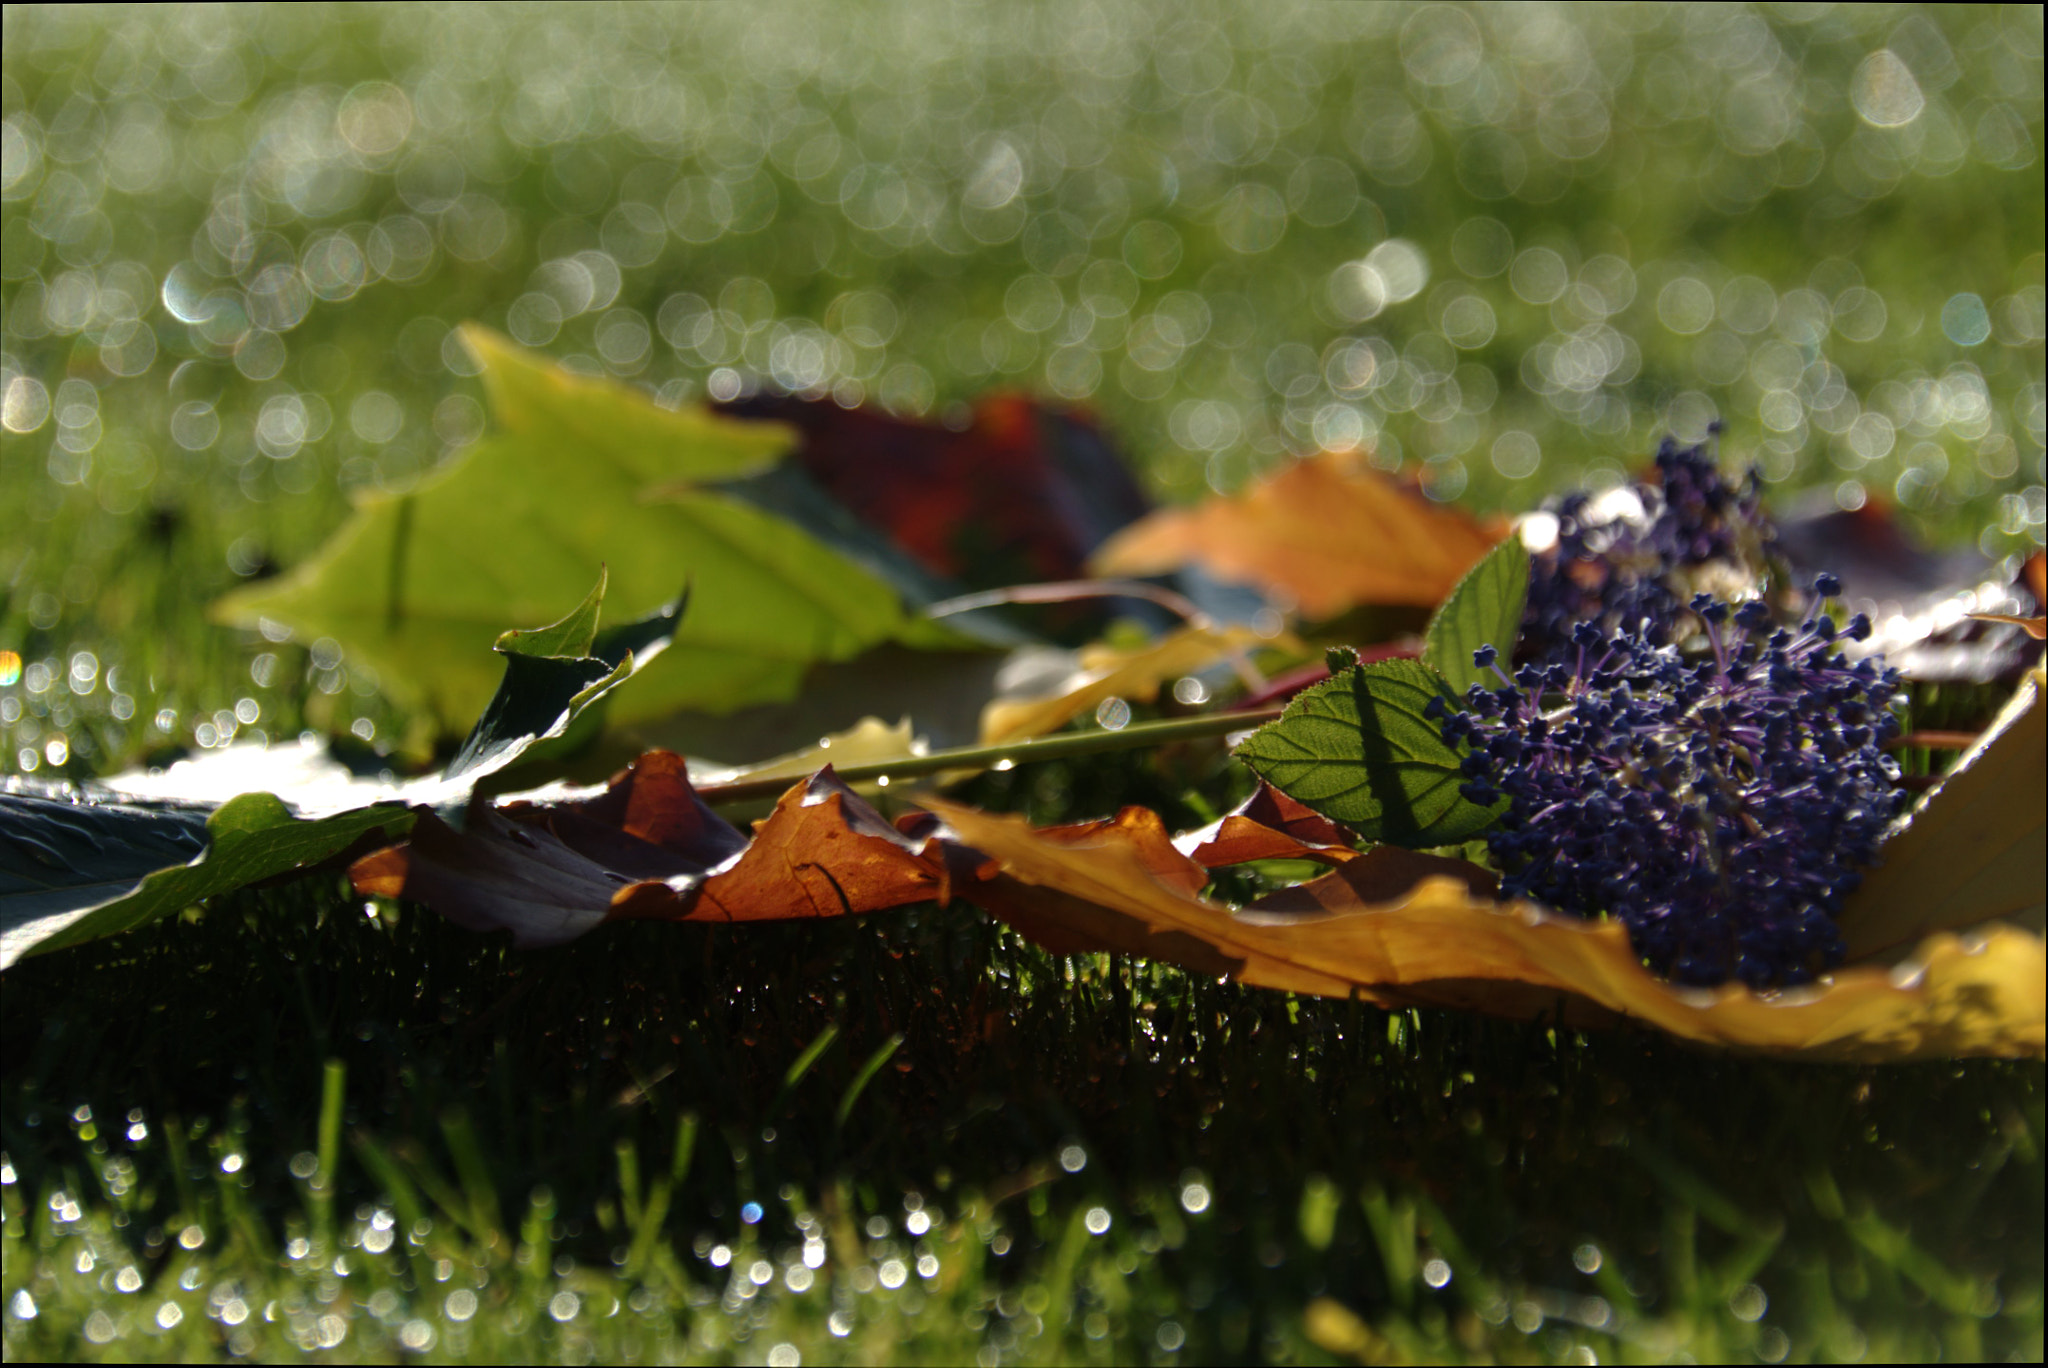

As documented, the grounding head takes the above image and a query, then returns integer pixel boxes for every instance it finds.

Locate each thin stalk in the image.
[925,578,1211,625]
[697,705,1287,806]
[924,579,1269,691]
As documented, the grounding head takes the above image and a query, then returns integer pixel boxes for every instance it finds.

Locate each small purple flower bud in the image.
[1522,435,1775,665]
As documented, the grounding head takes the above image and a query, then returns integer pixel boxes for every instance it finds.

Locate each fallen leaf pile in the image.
[345,666,2046,1062]
[353,753,942,945]
[14,334,2042,1067]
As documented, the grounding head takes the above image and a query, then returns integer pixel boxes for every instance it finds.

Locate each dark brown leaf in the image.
[351,752,941,942]
[1176,782,1361,869]
[717,391,1150,593]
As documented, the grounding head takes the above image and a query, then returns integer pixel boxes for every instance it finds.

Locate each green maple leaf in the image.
[214,327,977,732]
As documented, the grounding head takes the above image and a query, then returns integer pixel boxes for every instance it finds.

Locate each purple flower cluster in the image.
[1430,577,1909,988]
[1521,431,1774,665]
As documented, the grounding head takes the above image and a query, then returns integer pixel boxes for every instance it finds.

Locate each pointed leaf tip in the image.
[1422,533,1529,697]
[494,567,608,660]
[441,574,685,787]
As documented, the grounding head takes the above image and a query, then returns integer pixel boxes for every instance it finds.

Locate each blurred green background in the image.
[1,1,2043,773]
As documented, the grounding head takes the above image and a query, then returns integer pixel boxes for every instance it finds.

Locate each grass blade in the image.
[836,1033,903,1131]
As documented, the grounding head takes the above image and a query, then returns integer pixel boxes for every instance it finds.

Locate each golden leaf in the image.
[923,797,2045,1062]
[1088,451,1503,617]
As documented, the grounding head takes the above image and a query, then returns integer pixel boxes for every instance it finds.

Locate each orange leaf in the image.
[1088,451,1504,617]
[1175,782,1361,868]
[661,771,946,922]
[922,797,2045,1061]
[350,753,941,943]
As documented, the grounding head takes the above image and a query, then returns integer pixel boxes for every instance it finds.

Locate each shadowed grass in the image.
[3,857,2041,1363]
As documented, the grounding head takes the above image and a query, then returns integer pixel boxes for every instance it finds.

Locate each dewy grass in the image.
[3,867,2042,1364]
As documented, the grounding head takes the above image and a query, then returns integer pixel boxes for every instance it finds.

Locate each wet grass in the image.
[3,863,2042,1364]
[3,554,2042,1364]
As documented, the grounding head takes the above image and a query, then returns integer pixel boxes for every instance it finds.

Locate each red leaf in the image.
[717,392,1150,590]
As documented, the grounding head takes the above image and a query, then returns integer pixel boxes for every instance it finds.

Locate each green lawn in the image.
[3,4,2044,1362]
[5,879,2041,1363]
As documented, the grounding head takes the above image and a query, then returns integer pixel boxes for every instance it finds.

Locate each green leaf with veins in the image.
[1422,533,1529,699]
[0,793,414,970]
[213,326,982,733]
[1234,659,1506,848]
[3,569,681,966]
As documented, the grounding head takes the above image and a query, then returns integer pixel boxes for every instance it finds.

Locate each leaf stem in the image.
[925,579,1268,691]
[696,706,1288,805]
[385,494,414,634]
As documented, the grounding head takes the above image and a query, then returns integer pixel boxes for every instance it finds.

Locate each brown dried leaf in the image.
[1088,451,1503,617]
[561,749,751,863]
[1175,782,1361,869]
[922,798,2045,1061]
[351,752,941,942]
[1837,668,2047,959]
[668,770,946,922]
[351,804,672,947]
